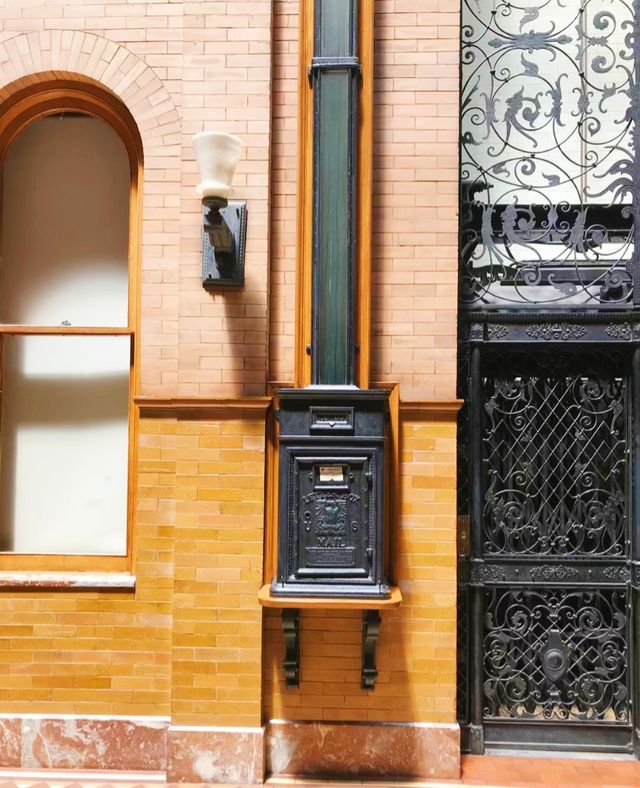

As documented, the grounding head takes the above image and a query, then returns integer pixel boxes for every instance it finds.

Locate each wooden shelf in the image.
[258,584,402,610]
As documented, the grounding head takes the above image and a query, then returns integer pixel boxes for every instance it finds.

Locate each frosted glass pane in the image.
[315,70,352,385]
[0,336,130,554]
[316,0,354,57]
[0,115,129,326]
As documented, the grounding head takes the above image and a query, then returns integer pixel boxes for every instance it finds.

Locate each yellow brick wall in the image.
[269,0,298,385]
[262,414,457,723]
[0,418,176,714]
[0,0,272,720]
[171,414,265,726]
[371,0,460,400]
[0,0,273,397]
[0,0,460,733]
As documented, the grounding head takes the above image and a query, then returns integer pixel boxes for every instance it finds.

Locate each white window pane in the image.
[0,115,130,326]
[0,335,130,555]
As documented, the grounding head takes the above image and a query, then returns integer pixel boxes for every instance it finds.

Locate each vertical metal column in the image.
[469,345,485,754]
[309,0,359,386]
[632,348,640,755]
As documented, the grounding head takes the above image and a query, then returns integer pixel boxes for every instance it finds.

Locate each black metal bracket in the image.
[361,609,381,689]
[278,607,383,690]
[202,199,247,288]
[281,609,300,688]
[308,56,361,84]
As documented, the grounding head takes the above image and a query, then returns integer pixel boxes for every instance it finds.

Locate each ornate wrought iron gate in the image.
[457,0,640,755]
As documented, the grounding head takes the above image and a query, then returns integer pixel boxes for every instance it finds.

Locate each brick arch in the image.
[0,32,180,150]
[0,32,181,391]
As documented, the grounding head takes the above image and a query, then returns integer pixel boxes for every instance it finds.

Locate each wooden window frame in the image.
[0,80,143,572]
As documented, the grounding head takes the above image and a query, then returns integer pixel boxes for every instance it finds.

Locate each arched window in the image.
[0,80,141,569]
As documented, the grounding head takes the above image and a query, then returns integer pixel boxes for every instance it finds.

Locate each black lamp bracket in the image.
[202,198,247,288]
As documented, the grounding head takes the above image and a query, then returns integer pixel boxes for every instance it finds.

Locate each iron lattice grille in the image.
[460,0,640,307]
[482,351,628,557]
[484,587,630,722]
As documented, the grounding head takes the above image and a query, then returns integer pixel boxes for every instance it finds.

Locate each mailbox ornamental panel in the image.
[281,451,378,585]
[273,389,390,599]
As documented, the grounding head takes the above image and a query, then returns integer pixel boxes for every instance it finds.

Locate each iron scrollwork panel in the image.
[457,346,635,747]
[484,587,630,723]
[482,350,629,558]
[460,0,640,307]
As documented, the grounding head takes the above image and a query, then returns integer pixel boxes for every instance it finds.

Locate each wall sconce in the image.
[193,131,247,288]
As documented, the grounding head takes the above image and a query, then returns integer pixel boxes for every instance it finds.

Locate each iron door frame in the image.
[458,326,640,756]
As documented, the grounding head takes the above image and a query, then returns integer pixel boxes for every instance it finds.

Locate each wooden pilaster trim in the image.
[400,399,465,418]
[356,0,374,388]
[294,1,374,388]
[293,0,314,388]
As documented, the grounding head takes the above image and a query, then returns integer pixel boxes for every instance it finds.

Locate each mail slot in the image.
[272,388,390,599]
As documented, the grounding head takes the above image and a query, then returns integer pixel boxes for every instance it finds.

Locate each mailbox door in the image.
[281,449,381,588]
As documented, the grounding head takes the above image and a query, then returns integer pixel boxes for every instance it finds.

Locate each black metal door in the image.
[458,344,636,753]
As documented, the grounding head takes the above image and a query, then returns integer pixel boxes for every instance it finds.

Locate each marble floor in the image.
[1,754,640,787]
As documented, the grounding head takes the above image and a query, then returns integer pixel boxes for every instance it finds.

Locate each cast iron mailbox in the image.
[266,0,397,691]
[272,388,390,600]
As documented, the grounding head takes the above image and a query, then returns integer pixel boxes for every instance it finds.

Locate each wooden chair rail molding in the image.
[134,395,273,417]
[399,399,465,418]
[135,396,464,415]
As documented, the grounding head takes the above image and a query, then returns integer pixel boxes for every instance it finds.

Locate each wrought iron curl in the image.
[461,0,636,307]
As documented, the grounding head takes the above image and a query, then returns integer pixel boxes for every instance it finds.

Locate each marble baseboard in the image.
[266,720,461,781]
[0,716,458,782]
[0,717,265,782]
[0,719,21,767]
[167,726,265,784]
[0,716,168,771]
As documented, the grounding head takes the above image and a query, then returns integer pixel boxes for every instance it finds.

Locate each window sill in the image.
[0,572,136,591]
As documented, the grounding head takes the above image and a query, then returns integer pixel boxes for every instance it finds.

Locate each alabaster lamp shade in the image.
[193,131,243,200]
